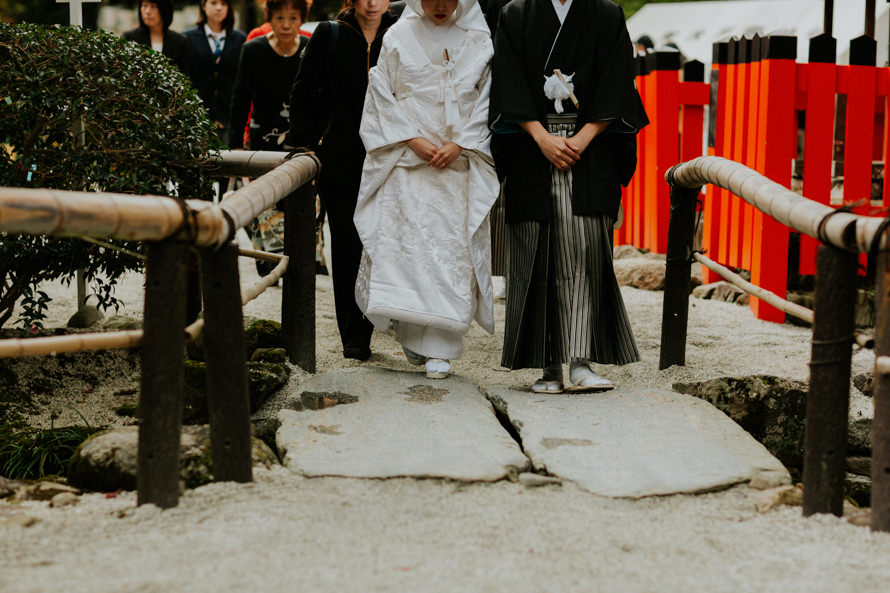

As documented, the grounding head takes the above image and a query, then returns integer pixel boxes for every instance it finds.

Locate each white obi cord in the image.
[543,70,575,114]
[441,56,460,135]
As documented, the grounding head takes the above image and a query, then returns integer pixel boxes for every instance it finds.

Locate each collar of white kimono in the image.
[402,0,490,35]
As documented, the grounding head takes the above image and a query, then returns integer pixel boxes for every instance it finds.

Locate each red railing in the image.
[619,34,890,322]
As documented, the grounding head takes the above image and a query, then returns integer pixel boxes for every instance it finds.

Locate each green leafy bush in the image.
[0,23,218,329]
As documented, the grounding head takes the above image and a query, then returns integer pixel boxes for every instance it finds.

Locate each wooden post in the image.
[138,240,188,508]
[802,245,857,517]
[282,182,317,373]
[199,242,253,483]
[659,185,699,370]
[872,248,890,531]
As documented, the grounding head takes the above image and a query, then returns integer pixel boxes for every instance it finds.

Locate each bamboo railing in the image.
[0,150,320,509]
[661,155,890,533]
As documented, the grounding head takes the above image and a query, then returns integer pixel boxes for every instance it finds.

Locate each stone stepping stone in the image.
[277,367,529,481]
[485,387,790,498]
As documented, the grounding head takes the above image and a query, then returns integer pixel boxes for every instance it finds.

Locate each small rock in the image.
[845,473,871,508]
[612,245,642,260]
[102,315,142,331]
[0,476,25,498]
[848,391,874,453]
[711,282,745,303]
[755,485,802,512]
[853,372,873,397]
[847,456,871,476]
[14,481,80,502]
[67,305,104,329]
[518,472,562,487]
[0,514,39,527]
[692,282,721,299]
[50,492,79,507]
[251,347,287,364]
[736,293,750,306]
[613,258,666,291]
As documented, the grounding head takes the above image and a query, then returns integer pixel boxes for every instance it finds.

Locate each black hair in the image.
[137,0,174,32]
[264,0,309,22]
[197,0,236,33]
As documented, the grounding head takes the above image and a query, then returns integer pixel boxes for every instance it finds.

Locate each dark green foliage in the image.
[0,406,100,479]
[0,23,218,329]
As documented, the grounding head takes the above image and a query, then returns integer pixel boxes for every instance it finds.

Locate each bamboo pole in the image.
[0,154,320,249]
[0,330,142,358]
[693,253,815,324]
[209,150,292,178]
[666,157,889,252]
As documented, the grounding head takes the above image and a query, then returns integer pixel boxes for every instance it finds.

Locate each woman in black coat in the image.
[184,0,246,141]
[289,0,398,361]
[229,0,308,150]
[123,0,189,74]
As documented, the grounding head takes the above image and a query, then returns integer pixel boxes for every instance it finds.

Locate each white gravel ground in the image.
[1,231,888,592]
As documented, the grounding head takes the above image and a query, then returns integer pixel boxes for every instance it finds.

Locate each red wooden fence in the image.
[618,33,890,322]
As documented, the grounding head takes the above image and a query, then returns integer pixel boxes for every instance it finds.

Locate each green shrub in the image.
[0,23,218,329]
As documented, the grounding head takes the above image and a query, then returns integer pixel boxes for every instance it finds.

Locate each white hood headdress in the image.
[402,0,490,35]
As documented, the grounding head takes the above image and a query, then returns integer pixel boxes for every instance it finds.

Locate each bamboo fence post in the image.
[659,185,700,369]
[282,182,317,373]
[802,245,857,517]
[138,240,189,508]
[872,248,890,531]
[199,241,253,484]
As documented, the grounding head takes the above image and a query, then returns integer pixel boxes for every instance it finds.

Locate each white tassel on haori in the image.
[543,69,579,113]
[441,49,460,135]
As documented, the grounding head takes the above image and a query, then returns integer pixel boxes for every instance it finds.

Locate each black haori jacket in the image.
[489,0,648,222]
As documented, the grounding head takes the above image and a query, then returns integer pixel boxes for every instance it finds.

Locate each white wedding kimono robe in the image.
[354,0,499,359]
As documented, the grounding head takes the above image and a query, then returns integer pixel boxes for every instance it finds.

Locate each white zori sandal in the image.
[425,359,450,379]
[532,364,564,394]
[566,361,614,393]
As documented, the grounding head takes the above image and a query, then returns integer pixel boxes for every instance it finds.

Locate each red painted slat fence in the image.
[618,33,889,322]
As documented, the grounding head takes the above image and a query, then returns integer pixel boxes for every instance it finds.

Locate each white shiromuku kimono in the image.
[354,0,498,360]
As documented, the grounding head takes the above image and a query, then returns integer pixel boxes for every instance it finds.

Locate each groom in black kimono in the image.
[489,0,648,393]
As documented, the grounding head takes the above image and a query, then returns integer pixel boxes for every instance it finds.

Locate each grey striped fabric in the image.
[501,116,640,370]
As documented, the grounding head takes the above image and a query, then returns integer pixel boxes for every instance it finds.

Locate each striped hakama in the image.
[501,116,640,370]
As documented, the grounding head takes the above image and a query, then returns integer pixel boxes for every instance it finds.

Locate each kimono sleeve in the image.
[359,36,419,154]
[453,51,494,157]
[579,6,648,135]
[288,23,330,149]
[488,5,539,134]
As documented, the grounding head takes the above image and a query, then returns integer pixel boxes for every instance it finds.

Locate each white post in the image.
[57,0,102,29]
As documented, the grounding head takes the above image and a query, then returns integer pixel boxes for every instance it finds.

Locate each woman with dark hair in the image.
[123,0,190,74]
[229,0,308,150]
[184,0,246,141]
[288,0,398,361]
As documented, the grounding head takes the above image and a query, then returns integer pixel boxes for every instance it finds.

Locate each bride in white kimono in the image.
[354,0,498,379]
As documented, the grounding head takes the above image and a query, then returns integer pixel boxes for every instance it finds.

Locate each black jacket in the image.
[123,27,190,74]
[289,9,399,194]
[489,0,648,222]
[183,26,246,128]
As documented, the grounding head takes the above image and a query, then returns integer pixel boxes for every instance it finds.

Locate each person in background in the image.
[229,0,308,150]
[634,33,653,57]
[289,0,398,361]
[489,0,648,393]
[185,0,246,143]
[123,0,190,74]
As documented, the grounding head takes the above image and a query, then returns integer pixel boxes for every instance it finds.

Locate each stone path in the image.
[276,367,790,497]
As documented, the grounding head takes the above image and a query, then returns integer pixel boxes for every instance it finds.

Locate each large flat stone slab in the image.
[485,387,790,498]
[277,368,529,481]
